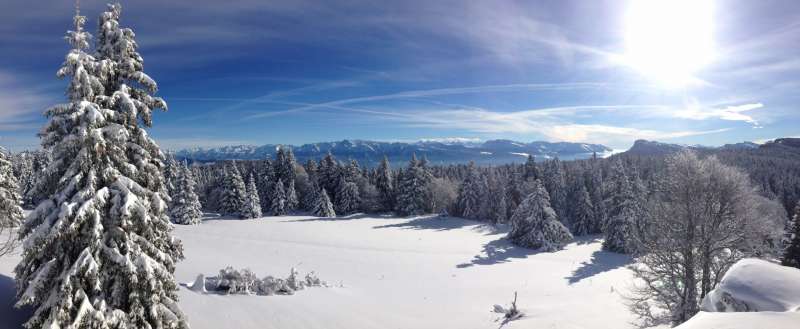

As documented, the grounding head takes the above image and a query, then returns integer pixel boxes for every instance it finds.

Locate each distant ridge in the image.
[623,139,791,156]
[174,139,612,166]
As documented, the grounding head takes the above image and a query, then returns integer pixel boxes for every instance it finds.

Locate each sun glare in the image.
[624,0,715,87]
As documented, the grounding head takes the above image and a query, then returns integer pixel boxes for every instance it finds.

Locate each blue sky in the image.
[1,0,799,150]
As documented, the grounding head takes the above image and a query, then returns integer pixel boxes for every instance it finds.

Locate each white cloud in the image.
[673,103,763,126]
[0,71,53,128]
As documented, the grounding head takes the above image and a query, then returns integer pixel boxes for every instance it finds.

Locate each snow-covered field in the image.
[1,214,637,329]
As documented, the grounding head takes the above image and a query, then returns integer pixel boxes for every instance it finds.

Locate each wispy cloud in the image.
[0,70,54,132]
[673,103,764,126]
[244,82,619,119]
[341,105,731,147]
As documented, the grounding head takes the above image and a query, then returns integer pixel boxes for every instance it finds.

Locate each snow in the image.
[676,258,800,329]
[675,311,800,329]
[701,258,800,312]
[174,215,638,329]
[9,214,795,329]
[1,214,636,328]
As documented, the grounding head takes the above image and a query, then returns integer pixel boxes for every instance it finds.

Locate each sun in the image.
[623,0,715,87]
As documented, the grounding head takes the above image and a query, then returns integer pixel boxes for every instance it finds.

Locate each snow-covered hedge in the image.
[187,267,328,296]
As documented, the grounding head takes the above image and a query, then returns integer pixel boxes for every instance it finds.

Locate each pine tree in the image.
[542,158,568,226]
[302,176,321,212]
[221,162,247,218]
[586,153,606,234]
[456,162,484,220]
[274,147,297,187]
[0,147,23,227]
[318,152,339,201]
[270,179,288,216]
[505,172,525,220]
[375,155,394,211]
[335,177,360,215]
[570,183,594,236]
[313,189,336,218]
[524,155,539,181]
[395,154,432,216]
[782,201,800,268]
[170,162,203,225]
[163,154,180,198]
[241,174,262,219]
[508,180,573,251]
[257,159,276,212]
[486,176,508,224]
[15,6,188,328]
[286,179,299,211]
[602,159,641,253]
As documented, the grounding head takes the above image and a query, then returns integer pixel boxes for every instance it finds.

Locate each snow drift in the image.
[676,258,800,329]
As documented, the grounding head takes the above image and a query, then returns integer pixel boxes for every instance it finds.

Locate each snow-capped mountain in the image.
[173,139,612,165]
[623,139,764,156]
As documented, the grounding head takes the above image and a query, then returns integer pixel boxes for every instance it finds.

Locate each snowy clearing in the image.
[1,214,637,329]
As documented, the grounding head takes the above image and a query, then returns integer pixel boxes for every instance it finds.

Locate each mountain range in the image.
[173,139,613,166]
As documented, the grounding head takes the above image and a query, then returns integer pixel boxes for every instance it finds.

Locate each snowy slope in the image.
[172,215,636,329]
[0,214,636,329]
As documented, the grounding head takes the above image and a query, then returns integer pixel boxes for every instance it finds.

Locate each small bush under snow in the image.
[187,267,329,296]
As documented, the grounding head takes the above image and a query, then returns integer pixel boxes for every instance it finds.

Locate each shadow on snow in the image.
[565,248,632,284]
[0,273,31,329]
[456,237,540,268]
[372,215,502,236]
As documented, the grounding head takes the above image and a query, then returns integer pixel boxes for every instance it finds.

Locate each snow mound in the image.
[677,259,800,329]
[700,258,800,312]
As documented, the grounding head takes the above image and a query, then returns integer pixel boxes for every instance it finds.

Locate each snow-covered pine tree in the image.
[507,180,573,251]
[602,159,639,254]
[15,7,188,329]
[570,182,594,236]
[286,179,299,211]
[163,153,180,198]
[21,150,51,207]
[302,176,321,212]
[270,178,288,216]
[220,162,247,218]
[335,177,360,215]
[257,159,276,212]
[274,147,297,187]
[542,157,568,226]
[12,153,35,208]
[0,147,23,228]
[313,188,336,218]
[318,152,339,201]
[484,171,507,224]
[170,162,203,225]
[395,154,432,216]
[375,155,394,211]
[456,162,485,220]
[241,174,262,219]
[782,201,800,268]
[523,155,538,181]
[586,153,606,234]
[505,172,525,220]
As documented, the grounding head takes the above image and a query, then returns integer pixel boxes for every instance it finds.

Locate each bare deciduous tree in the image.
[627,151,784,327]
